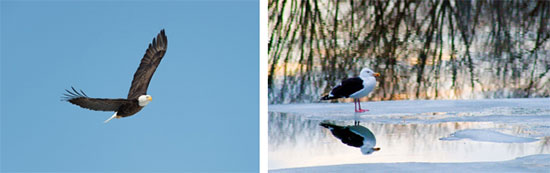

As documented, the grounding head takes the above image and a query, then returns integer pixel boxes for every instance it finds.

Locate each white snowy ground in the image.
[269,98,550,172]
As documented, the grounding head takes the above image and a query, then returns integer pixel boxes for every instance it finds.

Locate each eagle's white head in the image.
[138,95,153,106]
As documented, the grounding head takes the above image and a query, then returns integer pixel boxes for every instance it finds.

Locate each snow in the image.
[270,154,550,173]
[269,98,550,171]
[440,129,539,143]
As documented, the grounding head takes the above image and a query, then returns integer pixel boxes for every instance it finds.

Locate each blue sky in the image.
[1,0,258,172]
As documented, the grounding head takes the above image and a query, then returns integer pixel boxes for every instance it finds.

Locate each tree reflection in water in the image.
[268,112,550,169]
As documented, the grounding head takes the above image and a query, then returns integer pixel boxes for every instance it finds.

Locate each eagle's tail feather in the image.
[104,112,118,124]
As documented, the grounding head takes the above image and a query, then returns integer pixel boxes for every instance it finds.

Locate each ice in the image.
[440,129,539,143]
[270,154,550,173]
[269,98,550,137]
[269,98,550,116]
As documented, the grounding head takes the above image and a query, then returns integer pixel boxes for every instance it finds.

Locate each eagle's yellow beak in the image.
[148,96,153,101]
[374,73,380,77]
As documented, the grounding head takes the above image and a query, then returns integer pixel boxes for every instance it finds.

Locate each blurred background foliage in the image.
[268,0,550,104]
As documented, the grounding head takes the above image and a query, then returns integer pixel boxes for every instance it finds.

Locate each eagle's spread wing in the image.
[127,29,167,99]
[63,87,130,111]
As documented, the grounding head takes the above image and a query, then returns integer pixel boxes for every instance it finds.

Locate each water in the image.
[268,99,550,170]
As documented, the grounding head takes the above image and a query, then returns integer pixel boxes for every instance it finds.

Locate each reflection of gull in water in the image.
[320,121,380,155]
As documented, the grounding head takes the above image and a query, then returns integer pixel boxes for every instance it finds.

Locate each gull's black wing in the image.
[127,29,167,99]
[320,122,364,147]
[329,77,364,98]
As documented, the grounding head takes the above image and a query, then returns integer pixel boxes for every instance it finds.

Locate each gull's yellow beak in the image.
[148,96,153,101]
[374,73,380,77]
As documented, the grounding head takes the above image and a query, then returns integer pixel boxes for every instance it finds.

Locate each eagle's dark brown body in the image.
[116,100,143,117]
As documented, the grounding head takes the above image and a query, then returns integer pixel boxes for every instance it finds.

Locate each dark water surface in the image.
[269,112,550,170]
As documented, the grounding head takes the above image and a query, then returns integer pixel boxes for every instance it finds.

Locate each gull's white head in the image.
[138,95,153,106]
[360,68,380,79]
[361,146,381,155]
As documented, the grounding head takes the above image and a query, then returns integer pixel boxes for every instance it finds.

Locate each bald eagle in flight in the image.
[63,29,167,123]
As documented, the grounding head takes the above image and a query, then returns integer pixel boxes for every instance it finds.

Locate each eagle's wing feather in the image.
[63,87,130,111]
[127,29,167,99]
